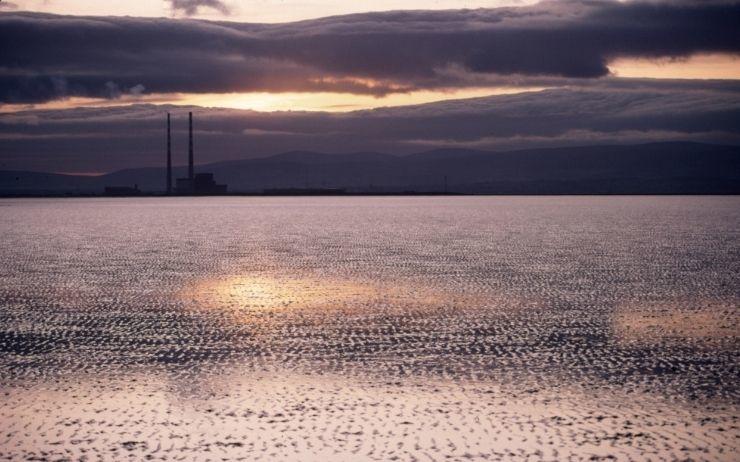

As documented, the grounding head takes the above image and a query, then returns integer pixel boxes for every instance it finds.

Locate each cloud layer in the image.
[1,82,738,172]
[0,0,739,103]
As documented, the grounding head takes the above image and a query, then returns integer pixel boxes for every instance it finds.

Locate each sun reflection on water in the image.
[612,298,739,346]
[180,273,499,317]
[182,275,383,313]
[185,275,396,312]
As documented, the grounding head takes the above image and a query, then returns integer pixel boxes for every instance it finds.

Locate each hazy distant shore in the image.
[3,142,739,196]
[2,191,740,198]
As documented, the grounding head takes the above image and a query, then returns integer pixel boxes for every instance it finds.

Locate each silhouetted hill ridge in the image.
[1,142,738,195]
[259,151,399,164]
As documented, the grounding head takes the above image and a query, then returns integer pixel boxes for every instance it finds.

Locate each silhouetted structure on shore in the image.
[177,173,227,194]
[166,113,172,194]
[188,111,194,182]
[59,141,740,198]
[173,112,227,195]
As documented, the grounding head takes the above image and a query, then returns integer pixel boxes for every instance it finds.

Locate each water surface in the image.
[1,196,738,460]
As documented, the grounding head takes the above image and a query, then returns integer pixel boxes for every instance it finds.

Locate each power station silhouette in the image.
[167,112,227,195]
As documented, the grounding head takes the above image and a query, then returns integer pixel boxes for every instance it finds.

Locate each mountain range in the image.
[1,142,738,195]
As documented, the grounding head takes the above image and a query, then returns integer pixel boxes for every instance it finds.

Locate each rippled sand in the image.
[0,196,738,461]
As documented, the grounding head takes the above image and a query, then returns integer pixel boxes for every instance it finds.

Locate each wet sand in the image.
[0,196,738,460]
[2,372,737,461]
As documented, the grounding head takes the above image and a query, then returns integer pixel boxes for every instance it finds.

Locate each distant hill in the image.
[1,142,738,195]
[0,170,100,194]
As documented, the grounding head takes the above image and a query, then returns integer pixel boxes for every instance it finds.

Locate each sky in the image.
[0,0,739,173]
[5,0,541,23]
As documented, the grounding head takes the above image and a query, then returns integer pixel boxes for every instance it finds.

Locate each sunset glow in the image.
[1,0,738,173]
[1,2,739,461]
[610,54,740,80]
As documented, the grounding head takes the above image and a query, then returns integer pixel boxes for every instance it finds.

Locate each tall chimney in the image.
[188,111,194,181]
[166,112,172,194]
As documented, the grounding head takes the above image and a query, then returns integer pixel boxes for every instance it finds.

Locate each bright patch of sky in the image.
[8,1,539,22]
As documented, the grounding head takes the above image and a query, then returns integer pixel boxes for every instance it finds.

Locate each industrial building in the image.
[168,112,227,195]
[177,173,227,195]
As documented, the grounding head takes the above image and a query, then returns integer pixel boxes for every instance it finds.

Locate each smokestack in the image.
[166,113,172,194]
[188,111,194,181]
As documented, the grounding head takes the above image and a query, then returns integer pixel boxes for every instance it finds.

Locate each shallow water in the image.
[1,196,738,461]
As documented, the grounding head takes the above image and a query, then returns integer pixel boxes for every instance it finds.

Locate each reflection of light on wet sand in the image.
[3,197,739,460]
[183,275,379,312]
[181,274,501,316]
[2,371,737,461]
[613,299,739,345]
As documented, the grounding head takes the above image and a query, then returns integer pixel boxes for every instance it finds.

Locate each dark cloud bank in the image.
[1,0,739,175]
[1,85,739,173]
[1,0,739,102]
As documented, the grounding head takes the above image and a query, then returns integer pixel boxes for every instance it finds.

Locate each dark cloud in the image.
[1,82,738,173]
[0,1,739,103]
[168,0,231,16]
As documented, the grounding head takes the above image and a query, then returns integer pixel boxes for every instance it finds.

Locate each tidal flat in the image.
[0,196,738,461]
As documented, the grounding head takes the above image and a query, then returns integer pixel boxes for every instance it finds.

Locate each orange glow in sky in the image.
[177,87,547,112]
[609,54,740,80]
[3,50,739,114]
[0,87,547,113]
